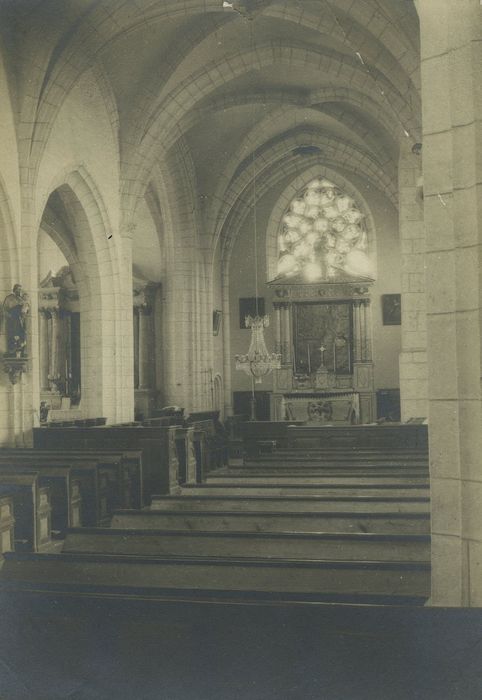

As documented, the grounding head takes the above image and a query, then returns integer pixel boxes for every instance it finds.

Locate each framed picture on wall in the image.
[239,297,265,328]
[213,310,222,336]
[382,294,401,326]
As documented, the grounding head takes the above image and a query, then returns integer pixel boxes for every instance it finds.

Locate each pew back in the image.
[0,495,15,553]
[34,426,180,499]
[0,473,51,551]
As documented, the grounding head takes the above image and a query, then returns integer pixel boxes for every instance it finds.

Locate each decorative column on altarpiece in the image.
[352,297,374,422]
[274,302,292,365]
[38,286,62,394]
[38,305,50,392]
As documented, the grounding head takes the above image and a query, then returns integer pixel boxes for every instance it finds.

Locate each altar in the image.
[268,276,375,424]
[280,390,359,425]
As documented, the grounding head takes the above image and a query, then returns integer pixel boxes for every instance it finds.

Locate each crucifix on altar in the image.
[319,344,326,368]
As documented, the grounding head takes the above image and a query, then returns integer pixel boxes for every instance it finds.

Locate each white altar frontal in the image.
[268,277,375,424]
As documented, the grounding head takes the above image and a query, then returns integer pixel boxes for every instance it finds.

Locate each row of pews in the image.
[0,421,430,606]
[0,412,226,556]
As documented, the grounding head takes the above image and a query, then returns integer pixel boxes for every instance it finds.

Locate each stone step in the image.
[179,485,430,498]
[151,495,429,513]
[0,551,431,599]
[62,527,431,562]
[111,510,430,534]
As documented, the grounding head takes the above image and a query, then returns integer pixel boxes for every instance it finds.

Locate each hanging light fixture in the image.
[234,20,281,418]
[235,314,281,384]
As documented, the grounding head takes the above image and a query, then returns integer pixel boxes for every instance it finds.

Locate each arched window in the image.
[276,178,373,281]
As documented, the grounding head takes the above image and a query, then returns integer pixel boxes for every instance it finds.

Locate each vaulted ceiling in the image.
[0,0,421,252]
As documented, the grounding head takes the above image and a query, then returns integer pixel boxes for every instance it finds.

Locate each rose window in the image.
[276,178,373,281]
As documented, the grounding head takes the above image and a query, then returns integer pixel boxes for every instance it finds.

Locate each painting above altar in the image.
[293,302,352,376]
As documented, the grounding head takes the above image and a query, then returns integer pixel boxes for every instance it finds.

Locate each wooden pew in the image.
[150,493,430,513]
[0,550,431,602]
[111,508,430,535]
[0,450,124,509]
[0,463,80,534]
[174,427,196,485]
[0,448,143,510]
[61,526,430,563]
[186,411,228,471]
[0,457,103,527]
[33,419,224,492]
[34,426,180,498]
[46,417,106,428]
[286,424,428,449]
[0,473,51,551]
[0,494,15,553]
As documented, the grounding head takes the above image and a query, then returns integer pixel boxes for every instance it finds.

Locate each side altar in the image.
[268,276,375,424]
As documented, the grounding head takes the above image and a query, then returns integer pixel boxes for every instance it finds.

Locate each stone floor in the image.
[1,591,482,700]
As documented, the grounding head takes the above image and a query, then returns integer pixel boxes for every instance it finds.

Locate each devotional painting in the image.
[293,302,352,375]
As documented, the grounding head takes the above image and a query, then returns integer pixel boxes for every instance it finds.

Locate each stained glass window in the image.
[276,178,373,281]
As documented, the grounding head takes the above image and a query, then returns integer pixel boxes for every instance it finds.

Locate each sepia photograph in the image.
[0,0,481,698]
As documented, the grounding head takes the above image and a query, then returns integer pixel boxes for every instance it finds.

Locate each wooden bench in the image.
[0,473,51,551]
[0,550,431,601]
[186,411,228,472]
[34,426,180,499]
[46,417,106,428]
[0,457,106,527]
[174,426,196,485]
[61,526,430,563]
[0,448,143,510]
[0,463,81,534]
[111,508,430,535]
[286,424,429,449]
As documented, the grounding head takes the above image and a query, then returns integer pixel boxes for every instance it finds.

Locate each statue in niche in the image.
[2,284,30,357]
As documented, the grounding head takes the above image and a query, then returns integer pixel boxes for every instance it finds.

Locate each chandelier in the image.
[234,25,281,393]
[235,315,281,383]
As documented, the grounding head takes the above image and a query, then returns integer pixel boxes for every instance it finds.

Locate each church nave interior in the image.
[0,1,482,698]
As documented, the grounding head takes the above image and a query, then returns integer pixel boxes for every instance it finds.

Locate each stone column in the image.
[398,138,427,421]
[281,303,291,364]
[138,308,151,390]
[133,308,140,390]
[274,304,282,354]
[38,311,50,392]
[419,0,482,606]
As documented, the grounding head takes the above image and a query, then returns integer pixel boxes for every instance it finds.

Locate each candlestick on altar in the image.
[319,344,326,368]
[307,343,311,374]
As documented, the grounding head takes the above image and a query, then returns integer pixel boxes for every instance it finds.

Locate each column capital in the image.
[38,288,60,314]
[133,280,160,310]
